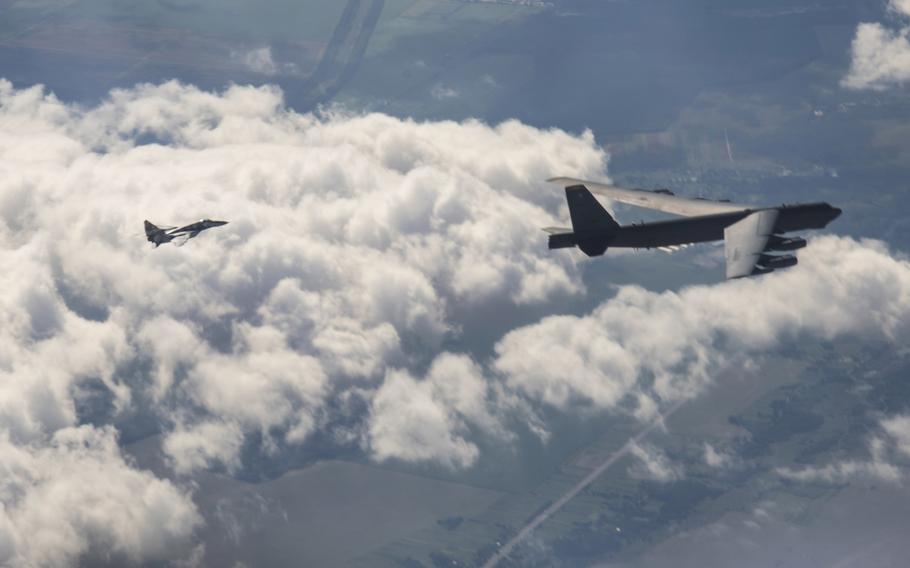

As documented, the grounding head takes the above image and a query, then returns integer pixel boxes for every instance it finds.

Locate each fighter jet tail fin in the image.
[144,220,160,238]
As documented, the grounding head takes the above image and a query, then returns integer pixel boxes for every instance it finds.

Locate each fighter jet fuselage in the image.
[144,219,228,247]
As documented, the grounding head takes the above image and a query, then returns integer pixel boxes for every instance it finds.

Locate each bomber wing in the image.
[548,177,749,217]
[724,209,779,279]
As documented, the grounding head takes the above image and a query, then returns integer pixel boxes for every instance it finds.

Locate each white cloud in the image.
[777,415,910,484]
[4,76,910,562]
[369,353,506,469]
[0,245,132,443]
[183,324,327,448]
[776,446,901,485]
[0,77,606,478]
[704,443,734,469]
[230,46,297,76]
[0,77,607,561]
[892,0,910,18]
[136,316,205,402]
[430,84,459,100]
[842,1,910,90]
[164,420,245,475]
[493,236,910,417]
[629,442,683,482]
[0,426,200,568]
[881,414,910,457]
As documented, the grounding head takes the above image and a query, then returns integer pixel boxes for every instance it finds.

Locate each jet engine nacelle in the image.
[767,235,807,251]
[759,254,798,270]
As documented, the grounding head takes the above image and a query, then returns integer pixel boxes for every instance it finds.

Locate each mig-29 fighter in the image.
[144,219,228,247]
[544,178,841,279]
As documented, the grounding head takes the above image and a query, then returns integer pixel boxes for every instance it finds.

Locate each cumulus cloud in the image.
[230,46,297,76]
[777,439,901,485]
[881,414,910,457]
[4,76,910,563]
[369,354,507,469]
[0,77,607,560]
[493,236,910,418]
[628,442,683,482]
[0,76,602,454]
[0,244,132,442]
[777,415,910,484]
[704,443,734,469]
[163,420,245,475]
[842,0,910,90]
[0,426,200,567]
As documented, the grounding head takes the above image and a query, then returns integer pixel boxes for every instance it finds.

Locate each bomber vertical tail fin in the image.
[566,185,620,234]
[563,185,620,256]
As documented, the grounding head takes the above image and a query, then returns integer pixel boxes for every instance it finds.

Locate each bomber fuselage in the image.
[584,203,841,250]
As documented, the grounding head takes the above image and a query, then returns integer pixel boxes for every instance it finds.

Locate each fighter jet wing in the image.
[723,209,779,279]
[173,230,203,245]
[548,177,748,217]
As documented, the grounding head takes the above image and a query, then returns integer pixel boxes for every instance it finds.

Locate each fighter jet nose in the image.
[831,207,842,219]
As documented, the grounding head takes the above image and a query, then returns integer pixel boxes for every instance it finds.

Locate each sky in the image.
[2,1,910,567]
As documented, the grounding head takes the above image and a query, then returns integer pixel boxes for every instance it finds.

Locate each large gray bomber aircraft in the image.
[545,178,841,279]
[145,219,228,247]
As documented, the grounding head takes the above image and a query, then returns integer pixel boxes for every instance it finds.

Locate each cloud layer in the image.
[0,426,201,567]
[493,236,910,419]
[3,78,910,564]
[778,413,910,484]
[843,0,910,90]
[0,79,603,564]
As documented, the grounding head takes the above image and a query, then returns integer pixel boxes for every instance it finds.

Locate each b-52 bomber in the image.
[144,219,228,247]
[544,178,841,279]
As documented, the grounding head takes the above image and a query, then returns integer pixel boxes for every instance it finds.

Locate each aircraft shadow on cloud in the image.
[544,178,841,279]
[144,219,228,248]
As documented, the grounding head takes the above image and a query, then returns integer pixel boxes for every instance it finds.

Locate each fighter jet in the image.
[544,178,841,279]
[144,219,228,247]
